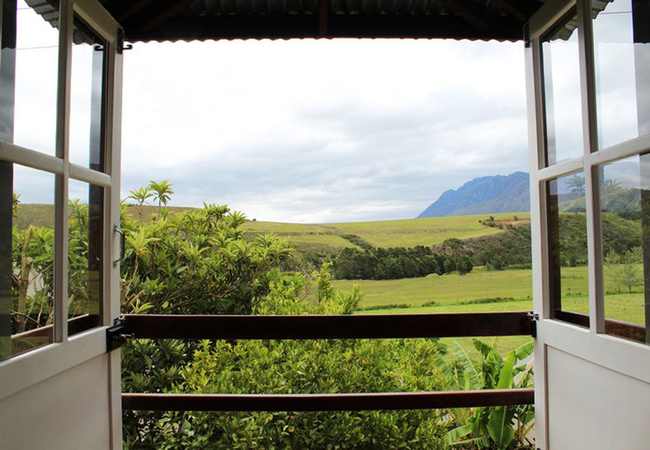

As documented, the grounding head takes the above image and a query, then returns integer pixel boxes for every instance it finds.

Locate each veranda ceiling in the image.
[29,0,547,42]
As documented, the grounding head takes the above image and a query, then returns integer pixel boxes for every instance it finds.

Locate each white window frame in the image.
[0,0,122,407]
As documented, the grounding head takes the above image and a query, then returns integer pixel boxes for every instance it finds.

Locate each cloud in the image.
[120,38,529,222]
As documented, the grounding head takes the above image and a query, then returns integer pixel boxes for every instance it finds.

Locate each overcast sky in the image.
[118,38,529,223]
[13,1,639,223]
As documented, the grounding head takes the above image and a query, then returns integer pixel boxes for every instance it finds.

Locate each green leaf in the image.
[445,424,472,444]
[453,340,481,390]
[486,351,517,448]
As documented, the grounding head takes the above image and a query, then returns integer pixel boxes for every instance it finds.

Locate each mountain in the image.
[417,172,530,218]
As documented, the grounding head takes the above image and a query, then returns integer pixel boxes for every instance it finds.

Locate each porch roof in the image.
[32,0,547,43]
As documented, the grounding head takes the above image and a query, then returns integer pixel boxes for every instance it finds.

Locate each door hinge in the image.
[528,312,539,338]
[106,316,133,352]
[117,29,133,54]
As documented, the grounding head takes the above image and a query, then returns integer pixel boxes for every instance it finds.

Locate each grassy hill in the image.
[15,205,525,251]
[243,212,529,250]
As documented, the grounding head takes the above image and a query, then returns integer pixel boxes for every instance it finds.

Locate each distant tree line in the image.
[440,211,642,271]
[332,245,473,280]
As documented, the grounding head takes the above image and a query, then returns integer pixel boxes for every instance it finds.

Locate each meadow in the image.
[336,265,644,358]
[244,212,529,248]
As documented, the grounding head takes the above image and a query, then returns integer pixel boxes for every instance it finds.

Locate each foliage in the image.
[12,192,20,217]
[434,340,535,449]
[10,198,91,338]
[605,247,643,293]
[443,212,641,271]
[333,245,471,280]
[122,253,448,448]
[340,233,374,250]
[137,272,447,449]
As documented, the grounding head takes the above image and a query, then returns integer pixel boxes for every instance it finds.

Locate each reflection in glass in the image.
[10,0,59,154]
[542,11,584,166]
[547,172,590,327]
[68,180,103,335]
[69,17,106,170]
[1,164,55,361]
[592,0,650,148]
[600,155,649,344]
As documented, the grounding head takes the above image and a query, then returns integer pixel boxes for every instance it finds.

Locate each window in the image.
[541,9,583,166]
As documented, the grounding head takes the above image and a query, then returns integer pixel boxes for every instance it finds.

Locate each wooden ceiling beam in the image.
[319,0,328,37]
[492,0,530,22]
[436,0,498,31]
[125,0,198,32]
[116,0,155,23]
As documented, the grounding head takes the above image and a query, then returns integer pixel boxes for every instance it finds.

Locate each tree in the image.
[127,187,153,220]
[605,247,643,293]
[148,179,174,213]
[567,174,585,196]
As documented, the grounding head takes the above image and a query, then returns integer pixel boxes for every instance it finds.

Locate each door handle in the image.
[113,224,125,268]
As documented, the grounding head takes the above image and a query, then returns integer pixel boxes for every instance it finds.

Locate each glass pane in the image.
[592,0,650,149]
[547,172,589,327]
[68,180,103,335]
[69,17,106,170]
[8,0,59,154]
[542,11,584,166]
[1,163,55,361]
[600,155,649,344]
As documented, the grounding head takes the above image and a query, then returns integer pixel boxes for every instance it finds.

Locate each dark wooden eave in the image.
[95,0,546,43]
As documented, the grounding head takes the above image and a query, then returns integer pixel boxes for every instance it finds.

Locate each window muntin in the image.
[592,0,650,149]
[542,10,584,166]
[11,0,59,155]
[1,163,56,361]
[547,172,590,327]
[68,179,103,335]
[599,154,649,344]
[70,16,107,171]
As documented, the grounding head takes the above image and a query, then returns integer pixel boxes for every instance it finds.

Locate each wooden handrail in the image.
[122,389,535,412]
[121,311,534,340]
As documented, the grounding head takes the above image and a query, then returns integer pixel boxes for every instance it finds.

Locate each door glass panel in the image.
[68,179,103,335]
[547,172,590,327]
[1,163,55,361]
[592,0,650,149]
[599,155,649,344]
[542,10,584,166]
[69,17,106,171]
[8,0,59,154]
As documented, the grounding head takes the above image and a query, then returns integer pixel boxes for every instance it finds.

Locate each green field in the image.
[244,212,529,249]
[333,265,644,358]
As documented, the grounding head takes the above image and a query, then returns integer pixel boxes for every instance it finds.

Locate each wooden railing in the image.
[120,311,536,412]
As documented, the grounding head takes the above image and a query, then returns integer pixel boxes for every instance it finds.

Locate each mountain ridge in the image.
[418,172,530,218]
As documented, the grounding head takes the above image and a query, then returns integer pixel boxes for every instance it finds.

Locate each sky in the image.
[11,0,641,223]
[118,38,529,223]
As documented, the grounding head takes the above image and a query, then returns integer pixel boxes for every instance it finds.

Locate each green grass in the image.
[335,266,534,309]
[244,212,529,249]
[340,265,644,357]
